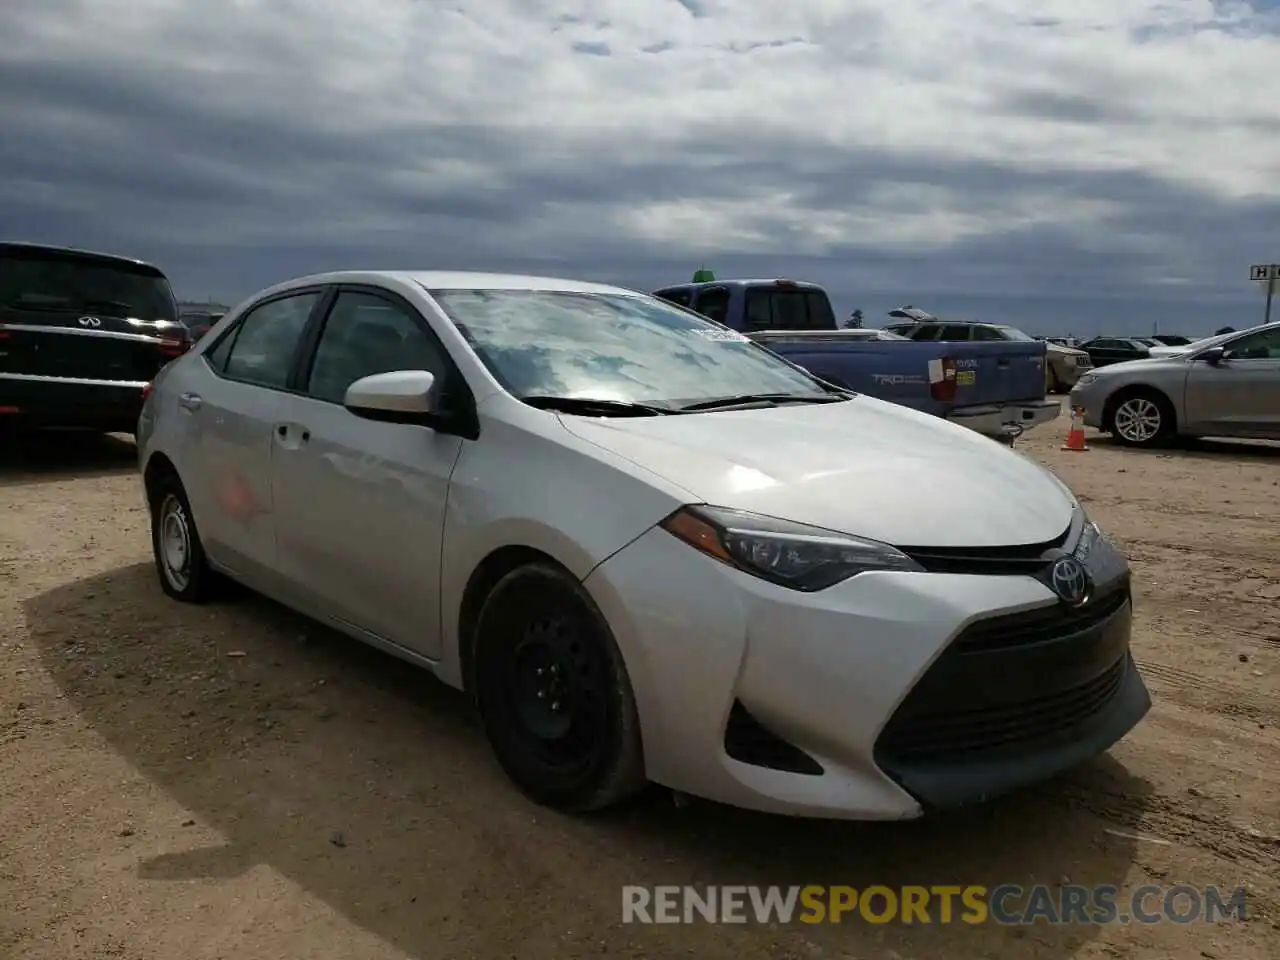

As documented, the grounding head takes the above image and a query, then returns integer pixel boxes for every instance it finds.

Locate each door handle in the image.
[275,424,311,443]
[178,392,202,411]
[997,358,1010,368]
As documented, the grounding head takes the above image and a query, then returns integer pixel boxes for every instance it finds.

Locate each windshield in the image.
[992,325,1036,341]
[428,289,832,406]
[0,253,177,320]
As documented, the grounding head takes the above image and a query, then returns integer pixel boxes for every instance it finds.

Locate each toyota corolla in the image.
[137,271,1150,819]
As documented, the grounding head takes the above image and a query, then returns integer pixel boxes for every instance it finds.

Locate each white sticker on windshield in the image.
[689,328,750,342]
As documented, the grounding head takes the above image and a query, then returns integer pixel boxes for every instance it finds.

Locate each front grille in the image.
[899,526,1072,577]
[877,655,1127,760]
[953,583,1130,653]
[724,700,823,775]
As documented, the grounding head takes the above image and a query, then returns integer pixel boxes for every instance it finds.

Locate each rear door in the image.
[177,288,325,586]
[0,247,186,384]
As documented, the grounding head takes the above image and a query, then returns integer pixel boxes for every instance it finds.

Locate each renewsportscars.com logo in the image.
[621,884,1248,926]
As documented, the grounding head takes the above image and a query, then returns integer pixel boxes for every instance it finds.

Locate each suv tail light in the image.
[158,336,188,358]
[141,382,154,402]
[0,324,9,341]
[929,356,958,402]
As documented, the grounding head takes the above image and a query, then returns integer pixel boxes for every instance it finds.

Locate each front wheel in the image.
[472,563,645,812]
[1109,391,1174,447]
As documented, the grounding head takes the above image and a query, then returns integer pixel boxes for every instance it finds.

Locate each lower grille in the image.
[724,700,823,775]
[876,655,1127,759]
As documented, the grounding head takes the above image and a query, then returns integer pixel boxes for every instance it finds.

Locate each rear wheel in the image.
[472,563,645,812]
[149,473,218,602]
[1108,389,1175,447]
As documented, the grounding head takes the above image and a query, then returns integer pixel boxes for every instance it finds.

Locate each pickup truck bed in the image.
[751,330,1058,439]
[653,278,1059,440]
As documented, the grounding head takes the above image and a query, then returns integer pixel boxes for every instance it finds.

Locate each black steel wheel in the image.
[472,562,644,811]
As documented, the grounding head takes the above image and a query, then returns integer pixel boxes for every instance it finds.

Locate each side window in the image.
[805,291,837,329]
[1225,328,1280,360]
[204,324,238,372]
[222,292,319,388]
[744,289,773,330]
[911,325,941,340]
[693,287,730,324]
[306,291,448,405]
[972,326,1005,341]
[938,325,973,340]
[654,288,692,307]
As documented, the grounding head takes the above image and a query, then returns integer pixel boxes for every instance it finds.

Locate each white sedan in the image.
[137,271,1149,819]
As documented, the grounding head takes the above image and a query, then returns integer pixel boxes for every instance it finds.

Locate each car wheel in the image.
[1109,390,1174,447]
[150,474,217,602]
[472,562,645,812]
[1046,366,1063,394]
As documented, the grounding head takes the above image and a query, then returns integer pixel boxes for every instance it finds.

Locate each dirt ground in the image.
[1,408,1277,960]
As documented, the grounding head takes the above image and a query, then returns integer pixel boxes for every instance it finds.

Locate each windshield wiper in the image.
[679,393,847,412]
[520,395,680,417]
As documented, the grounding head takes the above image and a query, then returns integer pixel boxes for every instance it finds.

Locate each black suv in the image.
[0,242,190,433]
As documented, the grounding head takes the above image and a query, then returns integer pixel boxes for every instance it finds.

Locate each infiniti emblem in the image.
[1049,555,1091,606]
[77,316,102,327]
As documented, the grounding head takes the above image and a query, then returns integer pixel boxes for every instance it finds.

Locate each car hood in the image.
[1087,356,1186,376]
[559,397,1076,547]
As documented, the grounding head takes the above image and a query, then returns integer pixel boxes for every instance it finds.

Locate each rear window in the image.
[743,287,837,331]
[0,251,177,320]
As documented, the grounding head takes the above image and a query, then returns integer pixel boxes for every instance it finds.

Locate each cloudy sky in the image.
[2,1,1278,335]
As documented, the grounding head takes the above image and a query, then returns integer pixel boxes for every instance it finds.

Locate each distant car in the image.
[1069,322,1280,446]
[883,319,1091,393]
[0,241,190,433]
[179,311,224,342]
[138,269,1148,819]
[1078,337,1155,368]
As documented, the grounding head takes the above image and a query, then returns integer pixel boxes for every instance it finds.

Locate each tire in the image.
[149,473,218,602]
[1107,389,1175,448]
[472,562,645,812]
[1045,366,1062,395]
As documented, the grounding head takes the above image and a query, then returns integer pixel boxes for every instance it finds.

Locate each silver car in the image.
[1068,321,1280,446]
[136,270,1146,819]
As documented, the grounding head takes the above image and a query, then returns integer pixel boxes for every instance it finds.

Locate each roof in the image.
[0,241,165,275]
[658,278,826,290]
[262,270,641,297]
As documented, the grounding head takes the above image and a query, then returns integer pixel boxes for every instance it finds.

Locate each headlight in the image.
[1074,372,1097,388]
[1074,511,1104,562]
[659,505,923,591]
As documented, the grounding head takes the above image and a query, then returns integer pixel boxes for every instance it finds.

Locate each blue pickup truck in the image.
[652,276,1060,440]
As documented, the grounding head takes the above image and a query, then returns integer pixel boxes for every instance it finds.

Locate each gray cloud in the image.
[2,1,1278,336]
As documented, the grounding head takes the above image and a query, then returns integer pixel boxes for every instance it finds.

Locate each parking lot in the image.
[1,406,1277,960]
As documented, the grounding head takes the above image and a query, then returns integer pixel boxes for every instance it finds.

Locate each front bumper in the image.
[948,398,1061,440]
[1068,381,1107,429]
[0,372,146,431]
[585,522,1147,820]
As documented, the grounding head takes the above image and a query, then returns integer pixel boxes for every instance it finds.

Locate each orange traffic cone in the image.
[1061,406,1088,451]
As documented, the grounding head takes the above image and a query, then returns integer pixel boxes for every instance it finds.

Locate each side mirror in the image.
[1199,346,1226,365]
[344,370,437,424]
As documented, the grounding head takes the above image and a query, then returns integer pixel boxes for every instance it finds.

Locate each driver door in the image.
[270,286,465,657]
[1183,327,1280,437]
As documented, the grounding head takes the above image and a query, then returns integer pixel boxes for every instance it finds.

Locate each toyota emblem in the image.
[1049,555,1091,606]
[77,316,102,328]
